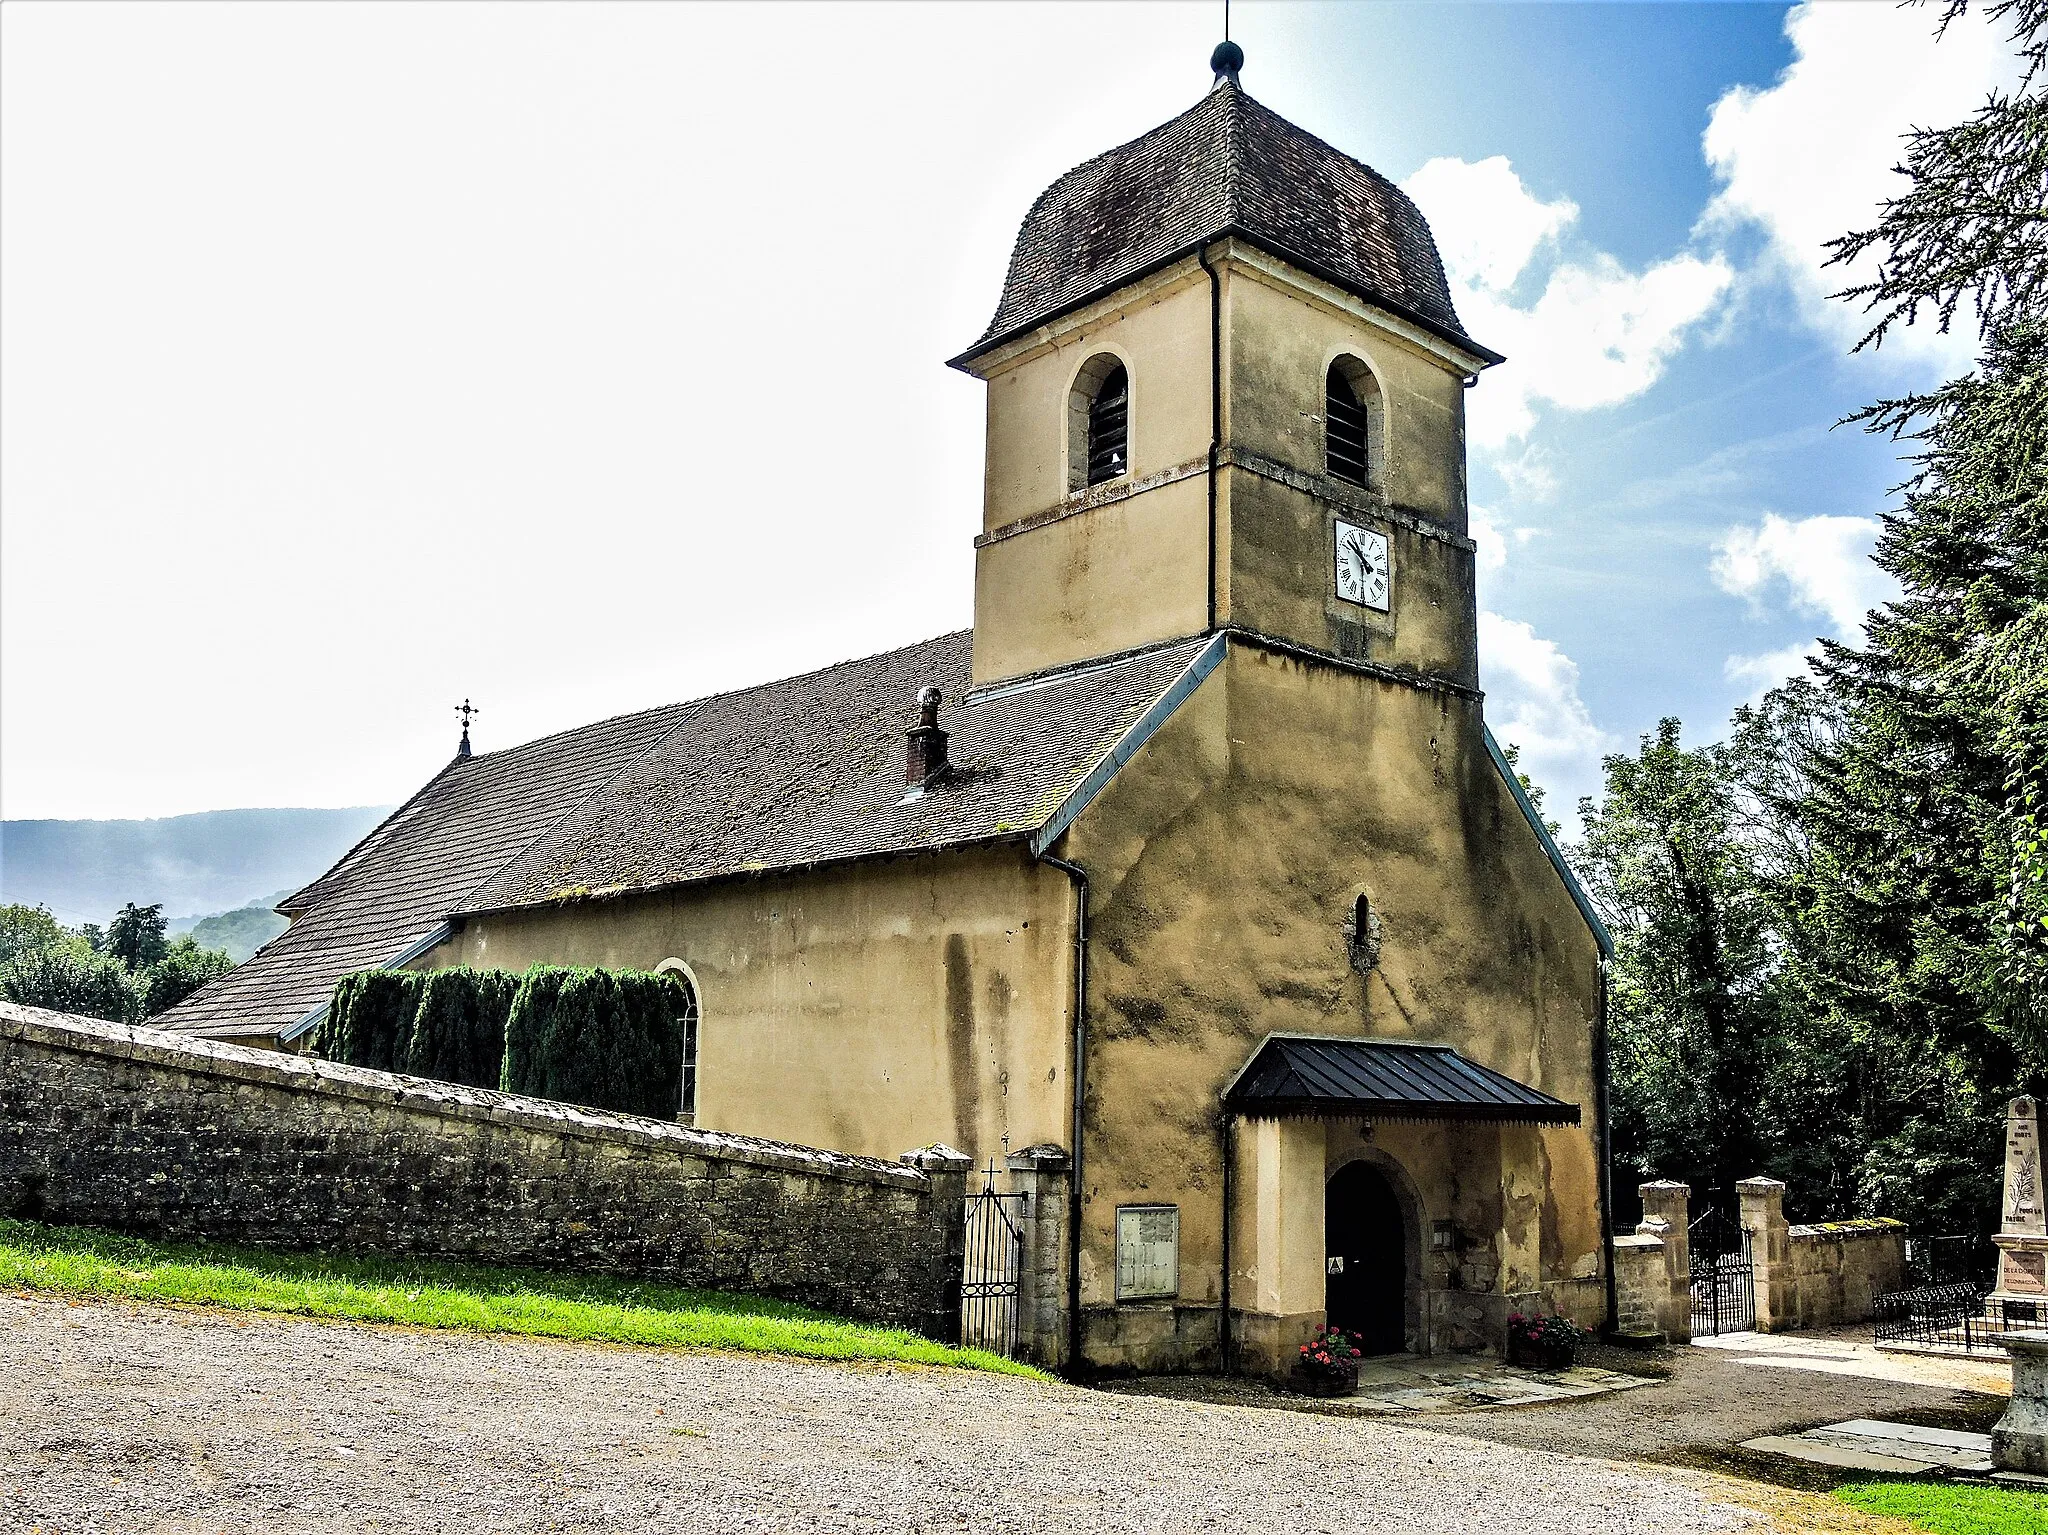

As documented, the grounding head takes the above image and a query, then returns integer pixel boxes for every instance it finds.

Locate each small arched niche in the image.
[1325,356,1384,491]
[1068,352,1130,492]
[653,957,702,1122]
[1344,890,1382,975]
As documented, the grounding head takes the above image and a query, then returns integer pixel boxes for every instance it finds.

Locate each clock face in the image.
[1334,522,1391,611]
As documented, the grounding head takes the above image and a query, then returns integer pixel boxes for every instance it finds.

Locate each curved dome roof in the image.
[955,83,1495,367]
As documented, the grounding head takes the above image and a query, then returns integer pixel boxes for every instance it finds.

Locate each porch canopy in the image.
[1223,1035,1580,1125]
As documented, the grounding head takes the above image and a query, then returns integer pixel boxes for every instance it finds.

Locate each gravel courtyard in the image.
[0,1295,1895,1535]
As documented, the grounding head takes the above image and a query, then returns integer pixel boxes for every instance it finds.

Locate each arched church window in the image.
[1068,354,1130,491]
[1326,358,1383,489]
[655,958,702,1120]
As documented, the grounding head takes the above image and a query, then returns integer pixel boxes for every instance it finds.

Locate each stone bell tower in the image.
[950,44,1502,690]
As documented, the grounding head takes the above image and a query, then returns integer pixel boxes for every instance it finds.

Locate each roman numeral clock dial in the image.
[1334,522,1391,612]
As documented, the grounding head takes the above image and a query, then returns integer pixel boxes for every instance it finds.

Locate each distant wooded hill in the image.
[0,807,392,931]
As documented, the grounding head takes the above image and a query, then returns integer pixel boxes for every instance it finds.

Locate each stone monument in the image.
[1993,1097,2048,1308]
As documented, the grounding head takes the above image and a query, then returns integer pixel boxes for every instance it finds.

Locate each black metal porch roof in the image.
[1223,1035,1581,1125]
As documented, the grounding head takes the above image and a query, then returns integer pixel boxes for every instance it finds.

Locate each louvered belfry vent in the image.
[1326,364,1369,487]
[1086,364,1129,486]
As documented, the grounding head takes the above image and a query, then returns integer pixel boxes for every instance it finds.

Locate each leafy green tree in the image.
[1577,721,1782,1206]
[0,944,138,1023]
[1500,741,1560,836]
[0,899,231,1024]
[0,904,67,966]
[104,902,169,970]
[135,937,234,1019]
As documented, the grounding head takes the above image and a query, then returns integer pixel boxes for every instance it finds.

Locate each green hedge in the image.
[319,970,424,1072]
[320,963,689,1119]
[501,965,690,1119]
[406,967,518,1090]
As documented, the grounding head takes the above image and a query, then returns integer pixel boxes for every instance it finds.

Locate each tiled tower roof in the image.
[957,82,1494,366]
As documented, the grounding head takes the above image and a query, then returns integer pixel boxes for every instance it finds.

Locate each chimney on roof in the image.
[905,687,949,787]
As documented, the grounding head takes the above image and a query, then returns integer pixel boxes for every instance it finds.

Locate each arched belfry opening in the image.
[1325,357,1383,489]
[1068,354,1129,491]
[1325,1158,1411,1354]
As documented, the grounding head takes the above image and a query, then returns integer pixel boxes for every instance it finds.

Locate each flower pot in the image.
[1292,1358,1360,1397]
[1508,1336,1575,1372]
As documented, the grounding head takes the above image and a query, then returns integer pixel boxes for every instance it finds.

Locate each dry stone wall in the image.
[0,1003,967,1337]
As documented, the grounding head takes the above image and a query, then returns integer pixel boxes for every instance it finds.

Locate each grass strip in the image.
[1835,1481,2048,1534]
[0,1218,1043,1379]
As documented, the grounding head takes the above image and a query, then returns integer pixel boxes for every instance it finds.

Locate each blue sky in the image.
[0,2,2022,824]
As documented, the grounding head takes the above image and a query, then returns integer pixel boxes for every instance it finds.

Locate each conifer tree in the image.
[1777,0,2048,1230]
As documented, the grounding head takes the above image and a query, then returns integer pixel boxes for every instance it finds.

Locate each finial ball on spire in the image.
[1210,40,1244,87]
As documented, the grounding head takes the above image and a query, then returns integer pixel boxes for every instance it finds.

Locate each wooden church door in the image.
[1324,1160,1407,1354]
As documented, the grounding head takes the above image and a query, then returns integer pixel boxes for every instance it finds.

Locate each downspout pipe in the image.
[1198,244,1221,633]
[1221,1111,1235,1374]
[1036,849,1090,1378]
[1595,954,1618,1337]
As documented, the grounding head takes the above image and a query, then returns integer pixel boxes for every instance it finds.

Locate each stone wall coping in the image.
[1737,1176,1789,1192]
[0,1003,928,1192]
[1612,1233,1666,1251]
[1788,1218,1908,1242]
[901,1144,973,1174]
[1007,1143,1071,1172]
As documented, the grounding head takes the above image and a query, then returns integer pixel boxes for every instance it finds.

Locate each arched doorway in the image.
[1325,1160,1408,1354]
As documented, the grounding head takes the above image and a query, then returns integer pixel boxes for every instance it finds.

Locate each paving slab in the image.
[1737,1434,1934,1474]
[1802,1431,1991,1473]
[1823,1419,1993,1451]
[1738,1418,1997,1475]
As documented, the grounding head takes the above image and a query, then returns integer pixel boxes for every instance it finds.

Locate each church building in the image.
[163,45,1615,1377]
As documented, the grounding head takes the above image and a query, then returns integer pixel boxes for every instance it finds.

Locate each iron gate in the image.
[961,1169,1024,1356]
[1689,1206,1756,1336]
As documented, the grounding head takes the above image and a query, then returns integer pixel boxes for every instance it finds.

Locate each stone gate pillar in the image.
[1636,1179,1693,1342]
[1740,1176,1794,1332]
[1005,1142,1070,1372]
[902,1143,973,1344]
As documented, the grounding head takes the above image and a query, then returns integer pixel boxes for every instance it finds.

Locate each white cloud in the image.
[1493,444,1559,503]
[1702,0,2020,369]
[1469,505,1537,574]
[1725,644,1821,694]
[1712,511,1898,693]
[1479,612,1614,786]
[1711,511,1892,635]
[1404,157,1734,450]
[1404,155,1576,295]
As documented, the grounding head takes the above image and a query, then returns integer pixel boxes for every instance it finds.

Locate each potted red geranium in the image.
[1293,1324,1364,1397]
[1506,1311,1585,1371]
